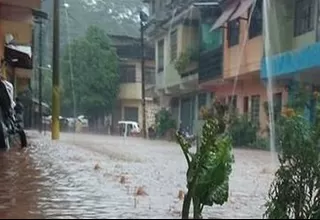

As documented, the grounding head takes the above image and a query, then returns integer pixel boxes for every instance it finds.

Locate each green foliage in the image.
[177,101,233,219]
[61,26,119,118]
[174,52,190,73]
[155,108,176,138]
[264,87,320,219]
[248,136,270,150]
[174,46,199,73]
[228,113,259,147]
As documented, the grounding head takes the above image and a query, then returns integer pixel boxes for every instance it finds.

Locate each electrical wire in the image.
[230,0,258,113]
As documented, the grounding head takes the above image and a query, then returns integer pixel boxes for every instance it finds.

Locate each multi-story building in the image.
[0,0,41,127]
[261,0,319,121]
[0,0,41,94]
[144,0,219,133]
[109,34,159,133]
[200,0,287,131]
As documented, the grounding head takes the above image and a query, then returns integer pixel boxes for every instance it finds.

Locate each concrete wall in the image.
[155,24,199,89]
[119,60,154,100]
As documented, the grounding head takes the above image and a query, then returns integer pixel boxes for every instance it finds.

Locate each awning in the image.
[211,0,254,31]
[6,44,32,57]
[4,44,32,69]
[229,0,254,20]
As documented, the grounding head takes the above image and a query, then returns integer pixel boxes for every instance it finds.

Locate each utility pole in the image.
[140,11,148,139]
[52,0,60,140]
[32,9,48,131]
[31,23,36,129]
[38,20,43,134]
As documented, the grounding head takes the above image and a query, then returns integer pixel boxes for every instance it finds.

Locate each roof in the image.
[144,0,222,37]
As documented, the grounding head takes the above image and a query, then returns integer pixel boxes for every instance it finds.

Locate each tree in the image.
[61,26,119,120]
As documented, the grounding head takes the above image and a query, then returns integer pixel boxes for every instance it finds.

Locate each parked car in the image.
[118,121,141,137]
[42,115,69,130]
[77,115,89,128]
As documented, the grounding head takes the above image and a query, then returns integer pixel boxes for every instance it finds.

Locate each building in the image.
[144,0,220,133]
[261,0,319,121]
[0,0,42,127]
[109,34,159,133]
[0,0,41,93]
[198,0,287,132]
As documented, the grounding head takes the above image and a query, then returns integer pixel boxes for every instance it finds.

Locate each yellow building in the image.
[109,35,159,133]
[0,0,41,128]
[0,0,41,92]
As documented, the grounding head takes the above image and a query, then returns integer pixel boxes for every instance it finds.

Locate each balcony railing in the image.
[198,47,223,83]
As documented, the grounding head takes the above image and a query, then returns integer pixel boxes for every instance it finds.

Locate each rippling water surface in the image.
[0,131,276,219]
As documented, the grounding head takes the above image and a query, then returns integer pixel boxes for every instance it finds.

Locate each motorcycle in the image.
[0,79,27,150]
[177,126,196,146]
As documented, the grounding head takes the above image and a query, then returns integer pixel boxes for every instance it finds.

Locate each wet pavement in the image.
[0,131,276,219]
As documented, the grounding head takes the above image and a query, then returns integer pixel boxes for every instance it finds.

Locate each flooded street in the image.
[0,131,276,219]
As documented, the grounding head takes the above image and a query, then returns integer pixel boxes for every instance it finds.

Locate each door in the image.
[124,107,139,122]
[180,97,194,133]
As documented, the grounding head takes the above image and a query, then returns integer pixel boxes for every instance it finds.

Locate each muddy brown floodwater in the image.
[0,131,276,219]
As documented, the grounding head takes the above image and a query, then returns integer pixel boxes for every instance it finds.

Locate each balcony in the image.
[119,83,142,100]
[261,42,320,80]
[198,47,223,83]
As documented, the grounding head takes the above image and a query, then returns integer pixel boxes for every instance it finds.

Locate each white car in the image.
[42,115,64,125]
[118,121,141,136]
[77,115,89,128]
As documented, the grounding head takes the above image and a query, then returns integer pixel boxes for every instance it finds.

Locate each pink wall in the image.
[208,76,288,133]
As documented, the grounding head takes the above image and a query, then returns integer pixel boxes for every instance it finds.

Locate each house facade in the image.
[261,0,320,121]
[144,0,320,134]
[109,35,159,133]
[0,0,41,94]
[0,0,41,128]
[144,0,218,133]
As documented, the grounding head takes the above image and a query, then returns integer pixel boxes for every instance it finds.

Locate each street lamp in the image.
[140,10,148,139]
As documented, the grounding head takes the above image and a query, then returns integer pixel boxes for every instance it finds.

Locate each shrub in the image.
[265,86,320,219]
[228,113,259,147]
[155,108,176,138]
[177,100,233,219]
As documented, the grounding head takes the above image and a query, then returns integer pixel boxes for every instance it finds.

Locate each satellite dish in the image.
[5,34,14,44]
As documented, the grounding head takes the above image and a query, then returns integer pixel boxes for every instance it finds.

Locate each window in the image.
[251,95,260,124]
[145,66,155,84]
[294,0,315,36]
[170,30,178,61]
[273,93,282,121]
[249,0,263,39]
[243,96,249,114]
[119,64,136,83]
[157,39,164,72]
[124,107,139,122]
[227,19,240,47]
